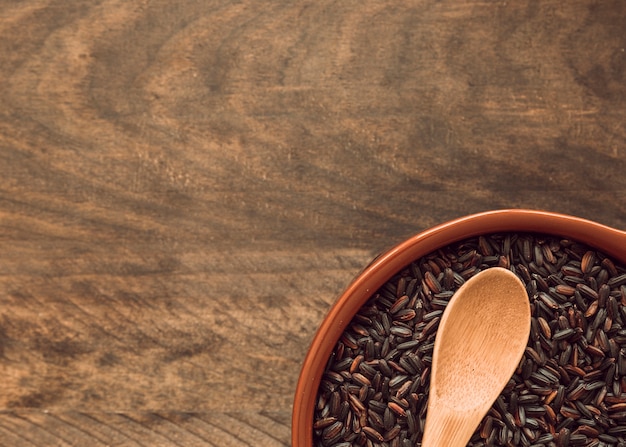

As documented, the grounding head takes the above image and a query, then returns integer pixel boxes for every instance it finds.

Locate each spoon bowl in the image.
[293,209,626,447]
[421,267,530,447]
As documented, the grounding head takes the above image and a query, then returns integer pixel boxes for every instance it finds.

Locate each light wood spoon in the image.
[421,267,531,447]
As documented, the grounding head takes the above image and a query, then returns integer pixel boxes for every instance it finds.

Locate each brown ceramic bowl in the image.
[292,209,626,447]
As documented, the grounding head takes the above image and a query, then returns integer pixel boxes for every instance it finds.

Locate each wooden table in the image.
[1,1,625,445]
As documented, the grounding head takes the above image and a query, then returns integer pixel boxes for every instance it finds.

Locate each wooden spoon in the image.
[421,267,531,447]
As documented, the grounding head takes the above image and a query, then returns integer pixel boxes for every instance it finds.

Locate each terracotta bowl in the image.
[292,209,626,447]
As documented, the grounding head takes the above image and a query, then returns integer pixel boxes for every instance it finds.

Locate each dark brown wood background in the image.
[1,0,625,445]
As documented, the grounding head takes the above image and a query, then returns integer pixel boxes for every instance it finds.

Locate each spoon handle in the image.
[420,405,484,447]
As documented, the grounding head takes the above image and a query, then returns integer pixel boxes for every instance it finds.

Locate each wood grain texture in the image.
[1,0,625,445]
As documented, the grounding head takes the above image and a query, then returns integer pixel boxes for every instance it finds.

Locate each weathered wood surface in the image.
[1,0,625,445]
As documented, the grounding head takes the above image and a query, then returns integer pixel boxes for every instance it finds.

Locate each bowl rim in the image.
[292,208,626,447]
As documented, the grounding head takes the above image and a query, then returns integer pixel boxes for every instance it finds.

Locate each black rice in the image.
[313,233,626,447]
